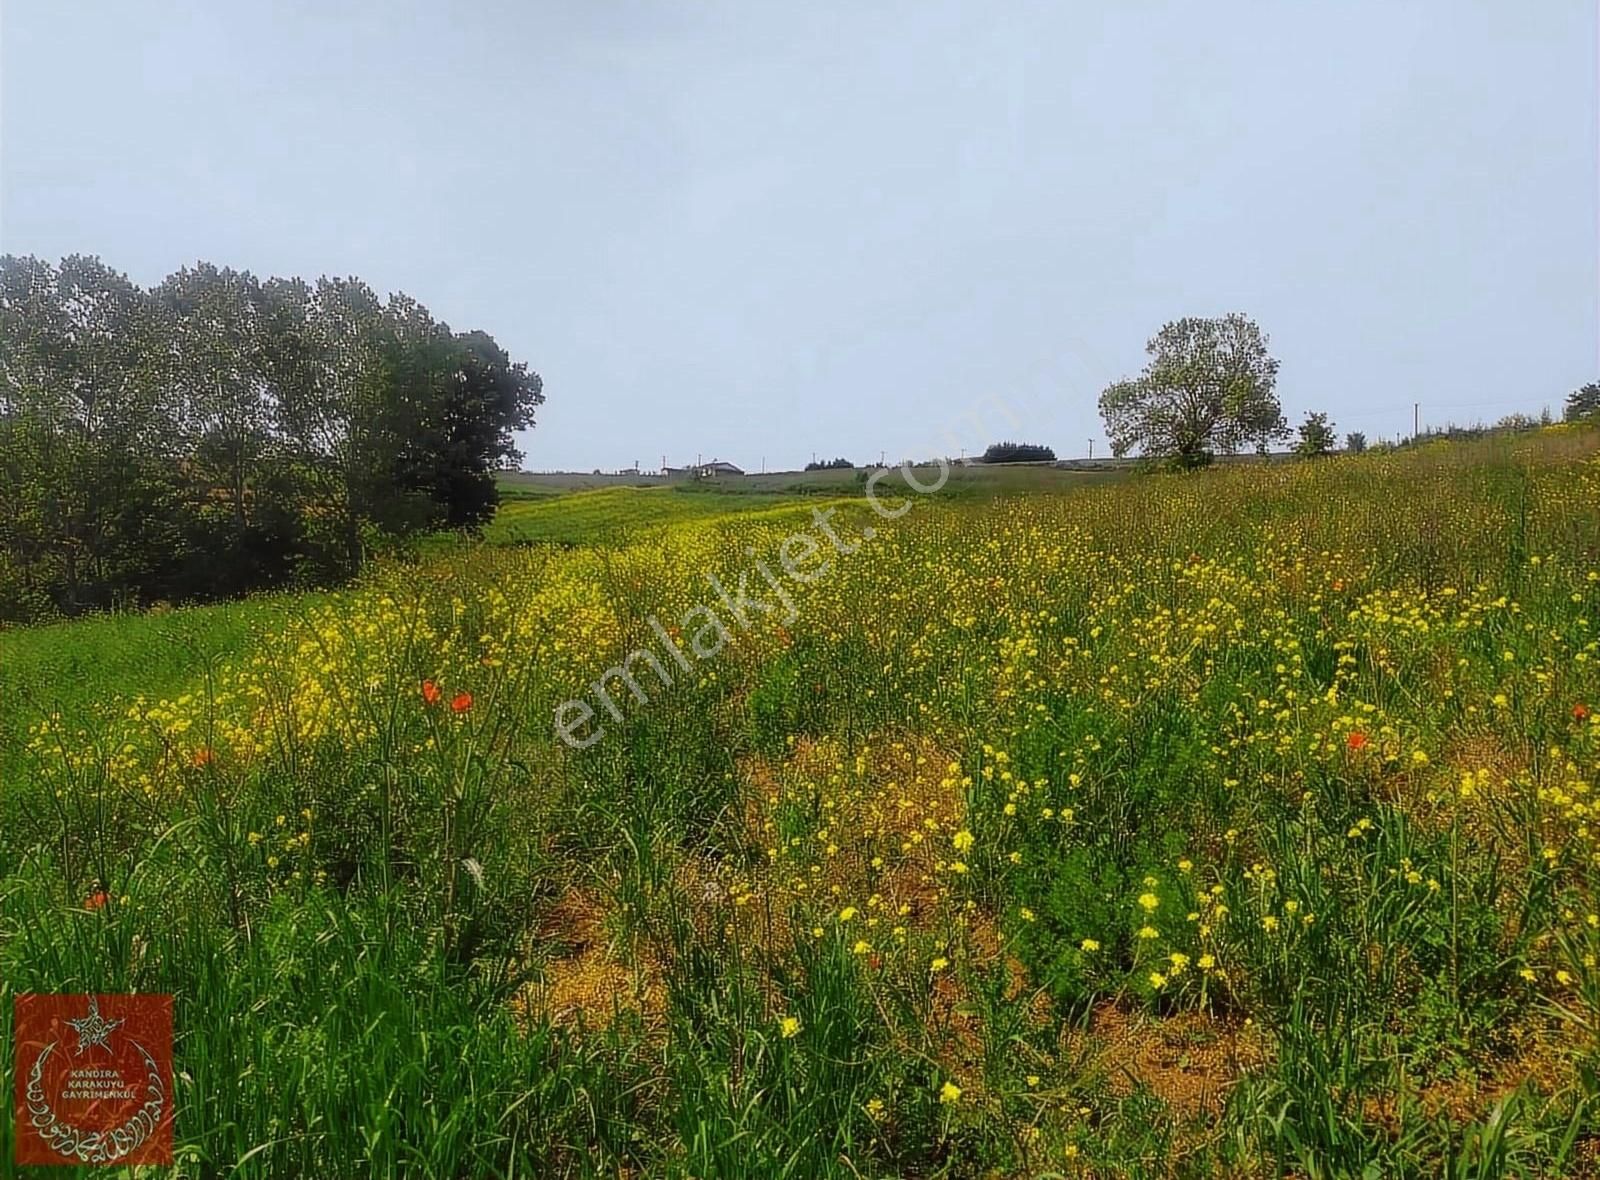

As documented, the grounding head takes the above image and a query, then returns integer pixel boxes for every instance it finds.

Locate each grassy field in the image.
[5,431,1600,1176]
[0,593,323,789]
[483,486,824,545]
[499,461,1127,499]
[484,464,1125,546]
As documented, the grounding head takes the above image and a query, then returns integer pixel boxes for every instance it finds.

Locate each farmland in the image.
[484,486,829,546]
[4,431,1600,1177]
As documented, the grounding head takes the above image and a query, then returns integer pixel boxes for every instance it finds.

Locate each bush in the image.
[1494,412,1541,433]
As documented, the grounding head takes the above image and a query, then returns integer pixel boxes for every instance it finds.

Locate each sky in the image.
[2,1,1595,472]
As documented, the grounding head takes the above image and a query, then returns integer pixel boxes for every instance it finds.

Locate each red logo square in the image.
[13,994,174,1167]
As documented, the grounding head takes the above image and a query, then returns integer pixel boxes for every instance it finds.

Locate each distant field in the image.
[483,485,813,545]
[499,461,1126,501]
[484,465,1131,547]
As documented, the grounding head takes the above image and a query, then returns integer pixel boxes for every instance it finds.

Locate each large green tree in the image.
[1098,314,1287,468]
[430,329,544,527]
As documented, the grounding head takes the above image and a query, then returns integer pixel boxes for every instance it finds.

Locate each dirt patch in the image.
[1415,1020,1578,1124]
[1073,1003,1270,1122]
[519,889,665,1032]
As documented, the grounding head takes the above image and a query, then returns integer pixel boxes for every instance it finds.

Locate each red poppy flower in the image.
[1346,731,1368,751]
[422,679,442,706]
[450,691,473,714]
[191,746,215,768]
[1577,703,1592,721]
[85,891,108,911]
[1332,579,1346,592]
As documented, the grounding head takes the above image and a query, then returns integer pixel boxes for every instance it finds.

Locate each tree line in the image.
[0,255,543,623]
[980,442,1056,464]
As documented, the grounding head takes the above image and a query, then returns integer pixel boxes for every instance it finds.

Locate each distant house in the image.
[663,459,744,478]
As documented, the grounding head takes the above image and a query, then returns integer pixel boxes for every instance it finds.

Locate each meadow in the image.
[4,433,1600,1177]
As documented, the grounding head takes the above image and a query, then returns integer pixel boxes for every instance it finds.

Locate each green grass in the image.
[0,594,317,788]
[481,485,812,545]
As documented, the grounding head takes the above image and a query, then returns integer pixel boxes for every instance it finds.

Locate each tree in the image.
[1098,314,1286,469]
[267,276,386,570]
[0,255,176,612]
[155,264,272,531]
[1294,412,1336,458]
[0,255,76,618]
[1345,431,1367,454]
[1566,382,1600,423]
[374,293,471,536]
[421,329,544,528]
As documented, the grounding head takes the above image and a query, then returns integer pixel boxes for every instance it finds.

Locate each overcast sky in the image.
[2,2,1595,470]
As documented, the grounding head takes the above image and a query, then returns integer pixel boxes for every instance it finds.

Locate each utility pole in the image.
[1088,439,1094,460]
[1413,403,1420,439]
